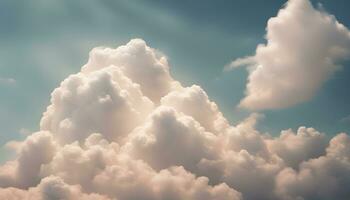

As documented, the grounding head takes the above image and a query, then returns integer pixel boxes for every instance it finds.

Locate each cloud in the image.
[160,85,229,133]
[40,66,154,145]
[275,133,350,200]
[40,133,242,200]
[81,39,181,103]
[0,131,57,189]
[340,114,350,124]
[0,78,16,86]
[0,176,111,200]
[224,113,270,158]
[0,37,350,200]
[227,0,350,110]
[124,106,219,172]
[266,127,328,168]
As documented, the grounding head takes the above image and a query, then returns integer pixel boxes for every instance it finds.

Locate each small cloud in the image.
[4,140,22,152]
[0,78,16,86]
[224,56,255,71]
[19,128,32,136]
[340,115,350,124]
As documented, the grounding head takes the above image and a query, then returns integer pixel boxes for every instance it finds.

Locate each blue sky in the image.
[1,0,350,161]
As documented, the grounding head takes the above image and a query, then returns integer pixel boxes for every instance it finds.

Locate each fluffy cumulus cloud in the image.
[160,85,229,133]
[1,18,350,200]
[124,106,220,172]
[266,127,328,169]
[81,39,180,103]
[0,176,111,200]
[275,133,350,200]
[40,66,155,144]
[227,0,350,110]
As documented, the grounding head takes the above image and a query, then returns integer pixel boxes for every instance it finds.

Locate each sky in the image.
[0,1,350,199]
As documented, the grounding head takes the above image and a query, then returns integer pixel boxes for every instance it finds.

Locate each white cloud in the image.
[266,127,328,168]
[40,66,154,145]
[82,39,181,103]
[92,161,242,200]
[0,176,111,200]
[275,133,350,200]
[124,106,219,172]
[0,131,57,189]
[41,133,242,200]
[227,0,350,110]
[225,113,270,158]
[161,85,229,133]
[0,78,16,86]
[340,114,350,124]
[1,37,350,200]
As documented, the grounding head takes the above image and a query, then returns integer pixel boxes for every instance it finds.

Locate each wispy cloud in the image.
[0,78,16,86]
[340,115,350,124]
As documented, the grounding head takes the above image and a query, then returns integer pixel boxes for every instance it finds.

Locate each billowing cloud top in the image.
[1,1,350,199]
[227,0,350,110]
